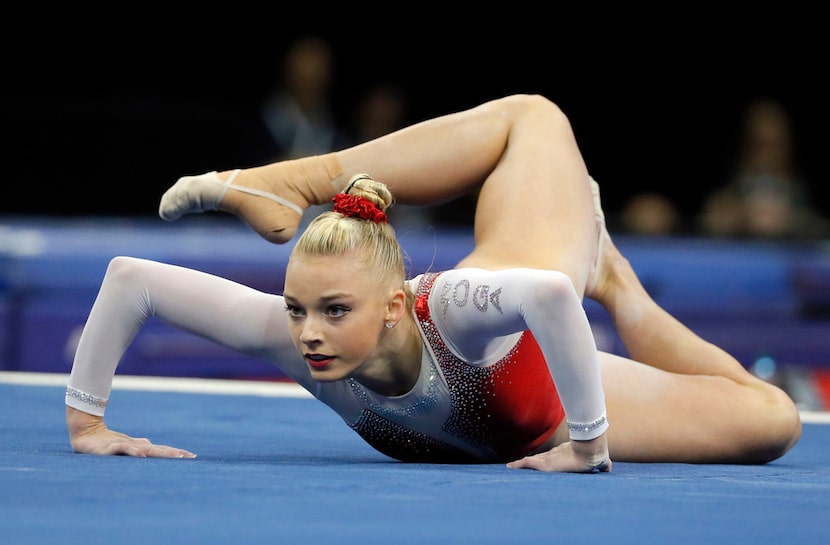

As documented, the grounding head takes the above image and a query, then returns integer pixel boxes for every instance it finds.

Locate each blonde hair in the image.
[291,174,414,307]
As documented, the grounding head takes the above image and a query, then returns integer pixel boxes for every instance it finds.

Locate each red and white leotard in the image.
[314,272,567,462]
[66,258,607,463]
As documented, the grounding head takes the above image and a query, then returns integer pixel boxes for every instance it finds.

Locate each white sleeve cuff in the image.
[65,386,108,417]
[567,413,608,441]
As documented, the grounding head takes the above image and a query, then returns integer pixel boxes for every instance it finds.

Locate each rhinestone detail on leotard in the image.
[567,415,607,434]
[348,272,564,463]
[351,409,474,463]
[418,273,518,457]
[415,272,565,461]
[346,311,462,462]
[346,358,439,419]
[65,386,108,409]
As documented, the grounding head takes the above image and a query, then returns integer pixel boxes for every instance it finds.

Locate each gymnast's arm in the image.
[65,256,302,457]
[430,267,610,472]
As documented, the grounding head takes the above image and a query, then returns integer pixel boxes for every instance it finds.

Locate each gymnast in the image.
[65,94,802,472]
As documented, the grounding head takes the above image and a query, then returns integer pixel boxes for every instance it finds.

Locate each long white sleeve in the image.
[66,256,303,415]
[426,267,607,440]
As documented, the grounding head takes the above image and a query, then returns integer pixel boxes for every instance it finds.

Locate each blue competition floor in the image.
[1,372,828,545]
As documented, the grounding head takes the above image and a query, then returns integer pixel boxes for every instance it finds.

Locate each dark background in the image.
[3,7,827,224]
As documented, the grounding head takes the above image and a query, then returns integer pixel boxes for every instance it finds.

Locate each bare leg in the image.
[160,154,343,244]
[158,96,525,244]
[589,228,802,463]
[159,94,598,290]
[340,95,597,291]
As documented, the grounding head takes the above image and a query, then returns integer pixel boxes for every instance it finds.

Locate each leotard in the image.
[66,258,607,462]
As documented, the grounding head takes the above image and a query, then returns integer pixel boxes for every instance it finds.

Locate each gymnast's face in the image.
[283,251,395,383]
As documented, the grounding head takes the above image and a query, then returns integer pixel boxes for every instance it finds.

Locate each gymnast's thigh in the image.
[598,352,765,462]
[456,177,595,273]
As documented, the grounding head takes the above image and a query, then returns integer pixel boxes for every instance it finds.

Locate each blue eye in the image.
[284,304,304,318]
[327,305,350,318]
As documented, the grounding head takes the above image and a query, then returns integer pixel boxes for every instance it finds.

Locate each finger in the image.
[506,456,543,470]
[141,444,197,459]
[101,441,149,457]
[102,441,196,459]
[152,447,196,458]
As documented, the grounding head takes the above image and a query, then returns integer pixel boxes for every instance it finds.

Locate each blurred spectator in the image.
[350,82,431,229]
[620,192,682,236]
[698,98,827,239]
[352,82,409,143]
[255,35,352,225]
[259,35,352,161]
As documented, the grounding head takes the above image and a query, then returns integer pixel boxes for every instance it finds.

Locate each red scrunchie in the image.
[332,194,388,224]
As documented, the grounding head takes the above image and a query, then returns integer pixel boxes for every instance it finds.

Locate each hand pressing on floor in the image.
[66,406,197,458]
[507,434,611,473]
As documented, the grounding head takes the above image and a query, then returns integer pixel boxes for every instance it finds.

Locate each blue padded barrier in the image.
[0,217,828,378]
[793,254,830,319]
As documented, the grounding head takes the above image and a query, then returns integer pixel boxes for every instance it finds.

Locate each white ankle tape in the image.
[221,169,304,216]
[589,176,604,224]
[586,177,606,295]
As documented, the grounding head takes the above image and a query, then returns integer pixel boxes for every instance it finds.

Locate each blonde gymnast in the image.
[66,94,801,472]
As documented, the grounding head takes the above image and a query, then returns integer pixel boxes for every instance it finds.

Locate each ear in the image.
[384,288,408,326]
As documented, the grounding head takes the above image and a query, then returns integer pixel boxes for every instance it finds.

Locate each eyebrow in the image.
[283,293,352,304]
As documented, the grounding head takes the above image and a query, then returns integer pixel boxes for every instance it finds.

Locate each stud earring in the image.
[385,322,394,329]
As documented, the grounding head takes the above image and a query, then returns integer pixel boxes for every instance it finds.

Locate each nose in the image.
[299,316,323,346]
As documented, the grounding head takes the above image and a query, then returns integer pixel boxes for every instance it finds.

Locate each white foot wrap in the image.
[158,169,303,222]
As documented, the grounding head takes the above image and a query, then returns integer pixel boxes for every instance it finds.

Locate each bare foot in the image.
[159,155,343,245]
[158,169,307,244]
[218,168,308,244]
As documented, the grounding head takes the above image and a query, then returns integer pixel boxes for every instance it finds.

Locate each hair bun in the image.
[344,174,373,194]
[339,173,394,214]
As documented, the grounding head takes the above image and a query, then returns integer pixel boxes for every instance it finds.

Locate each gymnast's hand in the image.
[506,433,611,473]
[66,406,197,458]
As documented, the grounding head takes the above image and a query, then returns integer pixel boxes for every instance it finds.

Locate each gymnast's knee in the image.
[744,386,802,464]
[489,93,570,124]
